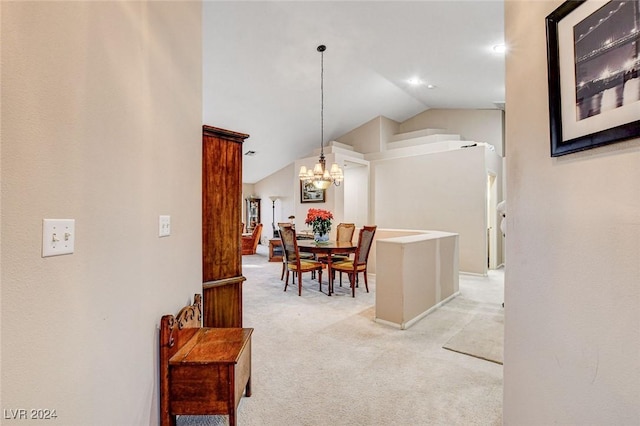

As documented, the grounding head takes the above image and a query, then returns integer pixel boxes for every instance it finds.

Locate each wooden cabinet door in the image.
[202,125,249,327]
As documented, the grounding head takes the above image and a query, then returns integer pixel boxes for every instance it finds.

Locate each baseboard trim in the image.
[460,271,488,277]
[374,291,461,330]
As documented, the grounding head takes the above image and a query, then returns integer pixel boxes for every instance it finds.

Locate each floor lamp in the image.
[269,196,280,238]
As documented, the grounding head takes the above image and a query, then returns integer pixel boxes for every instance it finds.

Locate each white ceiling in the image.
[203,1,505,183]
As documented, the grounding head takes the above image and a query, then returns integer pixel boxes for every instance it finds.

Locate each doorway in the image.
[487,173,498,270]
[343,161,369,227]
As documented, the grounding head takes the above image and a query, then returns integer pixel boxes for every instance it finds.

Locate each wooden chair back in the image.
[278,222,292,231]
[355,226,377,265]
[279,223,298,263]
[336,223,356,242]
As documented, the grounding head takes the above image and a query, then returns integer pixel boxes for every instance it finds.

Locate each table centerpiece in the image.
[305,208,333,243]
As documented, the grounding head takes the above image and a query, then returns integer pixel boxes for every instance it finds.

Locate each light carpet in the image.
[178,245,504,426]
[442,311,504,365]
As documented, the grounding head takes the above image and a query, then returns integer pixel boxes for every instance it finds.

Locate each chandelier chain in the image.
[320,46,324,159]
[298,44,343,189]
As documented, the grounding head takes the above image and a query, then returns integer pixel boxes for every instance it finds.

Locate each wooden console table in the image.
[160,295,253,426]
[269,238,283,262]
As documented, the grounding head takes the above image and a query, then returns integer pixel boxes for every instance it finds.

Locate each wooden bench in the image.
[160,294,253,426]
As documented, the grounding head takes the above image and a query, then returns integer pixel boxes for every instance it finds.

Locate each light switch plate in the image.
[159,215,171,237]
[42,219,75,257]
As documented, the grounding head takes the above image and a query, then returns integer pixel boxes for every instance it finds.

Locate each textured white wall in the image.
[504,1,640,424]
[1,2,202,425]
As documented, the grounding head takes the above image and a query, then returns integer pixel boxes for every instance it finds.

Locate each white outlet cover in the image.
[42,219,75,257]
[159,215,171,237]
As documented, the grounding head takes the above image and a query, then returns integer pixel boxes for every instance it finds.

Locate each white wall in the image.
[504,1,640,424]
[336,116,400,154]
[343,162,369,228]
[379,116,402,148]
[486,145,505,267]
[1,2,202,425]
[400,109,505,156]
[372,146,492,274]
[253,163,296,241]
[333,108,505,273]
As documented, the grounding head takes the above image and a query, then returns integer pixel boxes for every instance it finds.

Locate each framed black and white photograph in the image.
[546,0,640,156]
[300,181,325,203]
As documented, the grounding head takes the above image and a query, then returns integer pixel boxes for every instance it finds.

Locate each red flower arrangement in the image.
[305,208,333,236]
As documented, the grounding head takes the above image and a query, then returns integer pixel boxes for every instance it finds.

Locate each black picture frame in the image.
[546,0,640,156]
[300,181,325,203]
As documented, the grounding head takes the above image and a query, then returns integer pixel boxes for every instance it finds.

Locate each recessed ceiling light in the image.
[407,77,422,86]
[492,44,506,53]
[426,84,437,89]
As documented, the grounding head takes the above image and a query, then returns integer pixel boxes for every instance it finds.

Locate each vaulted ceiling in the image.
[202,1,505,183]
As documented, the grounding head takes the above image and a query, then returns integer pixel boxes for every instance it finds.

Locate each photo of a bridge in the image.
[574,0,640,120]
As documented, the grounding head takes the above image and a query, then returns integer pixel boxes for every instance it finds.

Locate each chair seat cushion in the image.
[331,261,366,272]
[288,260,323,272]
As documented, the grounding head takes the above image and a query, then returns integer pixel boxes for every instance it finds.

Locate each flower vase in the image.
[314,233,329,243]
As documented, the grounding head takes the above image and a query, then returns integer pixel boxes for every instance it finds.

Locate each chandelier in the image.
[299,44,344,190]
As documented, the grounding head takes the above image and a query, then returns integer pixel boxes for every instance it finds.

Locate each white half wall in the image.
[1,2,202,425]
[504,0,640,424]
[367,228,427,275]
[376,232,459,329]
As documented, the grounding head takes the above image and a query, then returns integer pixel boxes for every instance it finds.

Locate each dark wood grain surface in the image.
[202,125,249,327]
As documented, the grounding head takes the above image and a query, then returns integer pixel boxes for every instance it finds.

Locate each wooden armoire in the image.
[202,125,249,328]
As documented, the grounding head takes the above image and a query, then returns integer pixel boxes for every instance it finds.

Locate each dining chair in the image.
[279,224,324,296]
[332,222,356,261]
[330,225,377,297]
[317,222,356,284]
[333,223,356,256]
[278,223,315,281]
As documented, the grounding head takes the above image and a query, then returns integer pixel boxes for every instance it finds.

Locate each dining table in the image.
[297,240,357,296]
